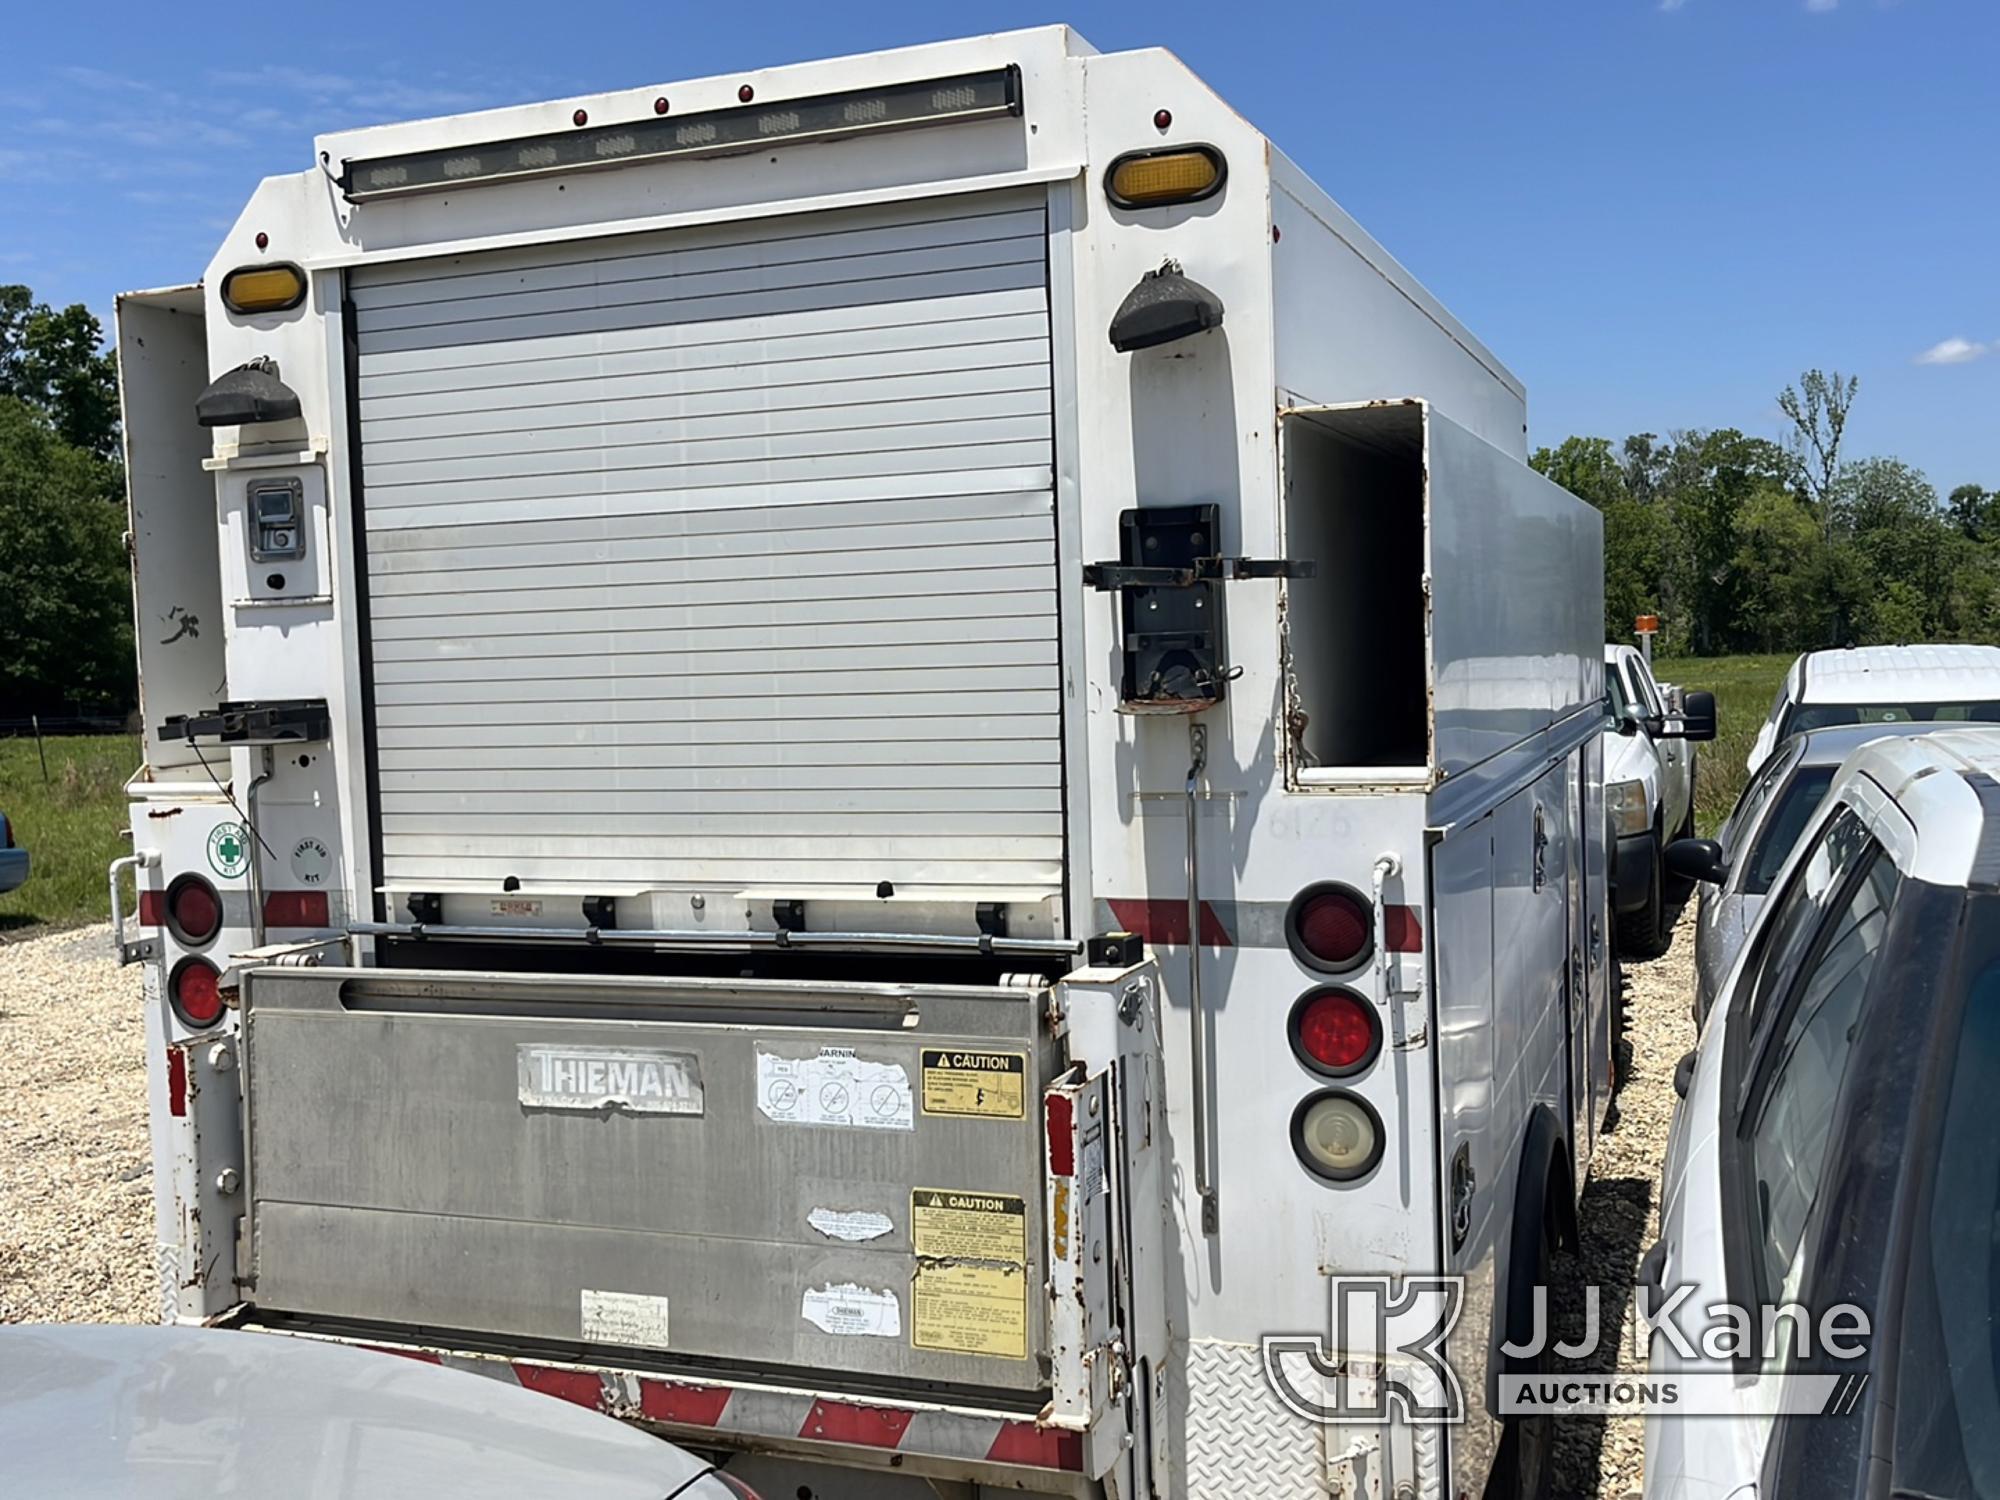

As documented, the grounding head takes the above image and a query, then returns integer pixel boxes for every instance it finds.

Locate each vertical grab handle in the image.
[110,849,160,966]
[1372,853,1401,997]
[1186,721,1218,1236]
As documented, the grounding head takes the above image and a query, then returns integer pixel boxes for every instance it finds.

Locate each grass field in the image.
[1650,654,1791,835]
[0,734,140,933]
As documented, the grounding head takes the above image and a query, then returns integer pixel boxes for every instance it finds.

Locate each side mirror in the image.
[1665,837,1728,886]
[1678,690,1718,742]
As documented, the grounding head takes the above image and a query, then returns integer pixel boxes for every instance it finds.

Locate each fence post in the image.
[32,715,50,784]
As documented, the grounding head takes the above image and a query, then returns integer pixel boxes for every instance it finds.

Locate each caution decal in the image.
[910,1189,1029,1359]
[920,1049,1026,1120]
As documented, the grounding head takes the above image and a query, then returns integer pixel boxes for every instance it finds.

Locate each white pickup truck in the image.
[1605,644,1713,956]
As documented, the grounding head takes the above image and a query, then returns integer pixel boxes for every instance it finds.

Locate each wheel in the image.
[1485,1213,1558,1500]
[1616,833,1670,959]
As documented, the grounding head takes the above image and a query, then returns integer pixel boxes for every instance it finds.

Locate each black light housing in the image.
[195,357,302,427]
[341,67,1023,201]
[1108,260,1224,352]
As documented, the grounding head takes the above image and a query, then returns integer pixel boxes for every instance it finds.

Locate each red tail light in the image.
[169,956,225,1030]
[164,873,222,947]
[1285,883,1373,974]
[1289,988,1380,1077]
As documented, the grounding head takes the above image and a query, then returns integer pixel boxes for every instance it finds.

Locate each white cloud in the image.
[1659,0,1687,10]
[1805,0,1839,10]
[1914,337,1990,366]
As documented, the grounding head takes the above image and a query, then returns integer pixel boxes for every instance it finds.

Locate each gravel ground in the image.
[0,912,1697,1496]
[1552,905,1699,1499]
[0,923,154,1325]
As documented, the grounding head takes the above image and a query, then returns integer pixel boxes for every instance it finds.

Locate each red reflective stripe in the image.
[1385,904,1423,952]
[365,1345,441,1364]
[166,1046,187,1118]
[137,890,165,927]
[263,890,329,927]
[799,1399,914,1448]
[1106,897,1231,947]
[1045,1092,1075,1177]
[985,1421,1084,1471]
[512,1363,608,1408]
[638,1379,732,1427]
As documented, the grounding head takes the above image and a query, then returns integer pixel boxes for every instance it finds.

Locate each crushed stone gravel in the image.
[0,910,1699,1496]
[1552,905,1699,1499]
[0,923,154,1325]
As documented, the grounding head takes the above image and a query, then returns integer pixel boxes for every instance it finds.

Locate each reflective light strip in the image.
[166,1045,188,1118]
[136,889,330,928]
[1102,896,1424,952]
[343,67,1022,201]
[346,1341,1082,1472]
[263,890,330,927]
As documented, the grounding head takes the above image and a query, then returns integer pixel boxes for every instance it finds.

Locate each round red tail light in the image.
[169,957,225,1030]
[1285,882,1373,974]
[1289,988,1381,1077]
[164,874,222,947]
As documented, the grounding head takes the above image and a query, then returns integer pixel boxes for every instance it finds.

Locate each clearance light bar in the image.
[341,66,1023,202]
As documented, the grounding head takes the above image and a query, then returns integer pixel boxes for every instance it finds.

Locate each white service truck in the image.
[111,28,1611,1500]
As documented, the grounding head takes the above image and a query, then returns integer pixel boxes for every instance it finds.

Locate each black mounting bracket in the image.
[160,698,330,745]
[1085,505,1313,714]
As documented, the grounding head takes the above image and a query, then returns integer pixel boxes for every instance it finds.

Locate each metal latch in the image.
[1084,503,1313,714]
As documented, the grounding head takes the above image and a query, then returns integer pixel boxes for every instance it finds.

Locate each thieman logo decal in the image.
[517,1045,705,1115]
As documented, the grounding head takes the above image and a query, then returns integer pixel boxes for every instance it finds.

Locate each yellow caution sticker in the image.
[911,1189,1029,1360]
[920,1049,1027,1120]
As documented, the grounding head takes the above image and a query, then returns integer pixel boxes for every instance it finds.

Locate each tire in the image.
[1485,1212,1558,1500]
[1616,833,1670,960]
[1610,953,1628,1087]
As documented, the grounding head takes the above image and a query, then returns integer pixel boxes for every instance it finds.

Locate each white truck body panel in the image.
[116,28,1609,1500]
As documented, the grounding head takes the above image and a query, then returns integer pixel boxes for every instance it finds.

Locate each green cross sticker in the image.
[207,822,250,879]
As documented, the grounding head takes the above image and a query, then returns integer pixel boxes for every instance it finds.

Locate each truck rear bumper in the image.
[232,1318,1087,1494]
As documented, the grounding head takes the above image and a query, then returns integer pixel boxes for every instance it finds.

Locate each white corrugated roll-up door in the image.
[349,189,1061,898]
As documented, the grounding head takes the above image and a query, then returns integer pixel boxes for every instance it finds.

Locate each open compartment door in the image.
[118,286,222,774]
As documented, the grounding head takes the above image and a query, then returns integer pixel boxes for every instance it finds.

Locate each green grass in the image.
[0,733,140,933]
[1651,654,1793,836]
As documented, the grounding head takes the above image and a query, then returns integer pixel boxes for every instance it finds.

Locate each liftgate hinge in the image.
[1083,503,1314,714]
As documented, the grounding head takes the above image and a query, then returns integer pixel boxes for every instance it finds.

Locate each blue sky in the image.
[3,1,1995,488]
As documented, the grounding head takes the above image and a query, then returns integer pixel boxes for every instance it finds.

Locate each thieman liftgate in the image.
[113,27,1611,1500]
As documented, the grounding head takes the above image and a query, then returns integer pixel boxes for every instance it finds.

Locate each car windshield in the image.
[1744,767,1838,895]
[1787,700,2000,734]
[1890,896,2000,1499]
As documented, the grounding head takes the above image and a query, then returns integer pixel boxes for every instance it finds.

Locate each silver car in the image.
[0,1324,760,1499]
[1667,720,1945,1022]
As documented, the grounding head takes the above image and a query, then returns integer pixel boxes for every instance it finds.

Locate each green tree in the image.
[0,397,133,713]
[1777,368,1859,537]
[0,285,120,457]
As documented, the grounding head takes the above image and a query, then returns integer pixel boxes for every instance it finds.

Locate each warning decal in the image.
[911,1189,1029,1359]
[920,1049,1027,1120]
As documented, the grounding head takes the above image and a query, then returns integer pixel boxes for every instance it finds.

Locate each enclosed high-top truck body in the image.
[113,28,1610,1500]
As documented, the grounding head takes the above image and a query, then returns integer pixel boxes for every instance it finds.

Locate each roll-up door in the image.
[349,189,1060,899]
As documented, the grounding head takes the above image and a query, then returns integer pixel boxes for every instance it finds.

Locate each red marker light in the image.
[738,84,755,102]
[1287,883,1373,973]
[572,108,588,126]
[1154,108,1172,130]
[654,96,670,115]
[169,957,225,1030]
[1290,988,1380,1077]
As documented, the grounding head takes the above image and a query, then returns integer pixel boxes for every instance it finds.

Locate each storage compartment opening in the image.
[1281,403,1429,772]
